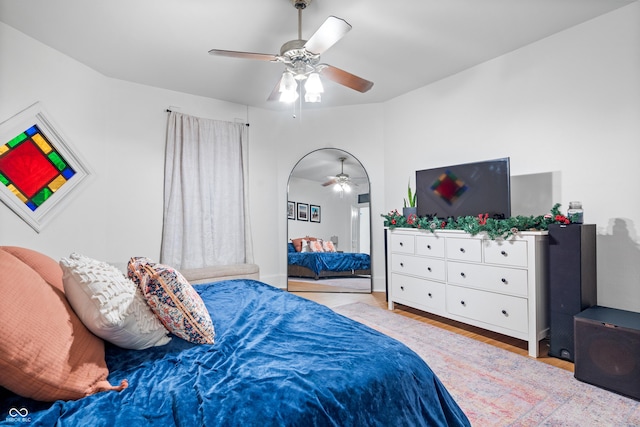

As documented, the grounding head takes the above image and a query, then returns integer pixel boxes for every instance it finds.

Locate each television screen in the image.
[416,157,511,219]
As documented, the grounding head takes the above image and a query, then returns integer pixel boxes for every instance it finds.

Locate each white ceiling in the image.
[290,148,369,186]
[0,0,634,111]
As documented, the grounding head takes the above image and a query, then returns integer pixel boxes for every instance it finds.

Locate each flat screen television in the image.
[415,157,511,219]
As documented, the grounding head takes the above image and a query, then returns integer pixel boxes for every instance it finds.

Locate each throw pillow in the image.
[61,253,171,350]
[291,236,317,252]
[128,257,215,344]
[309,240,324,252]
[1,245,66,292]
[323,240,336,252]
[0,247,127,402]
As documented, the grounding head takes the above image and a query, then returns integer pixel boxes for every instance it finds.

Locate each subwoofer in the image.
[548,223,597,361]
[574,306,640,400]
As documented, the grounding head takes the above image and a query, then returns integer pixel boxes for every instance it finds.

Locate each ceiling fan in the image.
[322,157,356,191]
[208,0,373,103]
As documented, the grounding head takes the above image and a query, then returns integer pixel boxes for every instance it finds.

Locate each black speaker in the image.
[548,224,597,361]
[574,306,640,400]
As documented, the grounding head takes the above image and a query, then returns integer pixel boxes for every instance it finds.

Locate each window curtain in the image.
[160,111,252,269]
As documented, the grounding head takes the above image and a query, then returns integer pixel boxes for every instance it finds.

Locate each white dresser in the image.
[387,228,549,357]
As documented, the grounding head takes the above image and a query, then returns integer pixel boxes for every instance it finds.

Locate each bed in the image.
[0,247,469,426]
[287,242,371,280]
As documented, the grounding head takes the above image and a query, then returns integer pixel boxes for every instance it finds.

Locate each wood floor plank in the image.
[291,291,574,372]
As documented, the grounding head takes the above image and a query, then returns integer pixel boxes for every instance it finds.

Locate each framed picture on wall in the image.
[310,205,321,223]
[287,201,295,220]
[297,203,309,221]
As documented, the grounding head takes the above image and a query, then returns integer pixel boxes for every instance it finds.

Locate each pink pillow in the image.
[0,247,127,402]
[1,246,66,292]
[128,257,215,344]
[291,236,317,252]
[323,240,336,252]
[309,240,324,252]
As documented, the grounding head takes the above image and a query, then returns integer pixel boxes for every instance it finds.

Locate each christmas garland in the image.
[381,203,573,240]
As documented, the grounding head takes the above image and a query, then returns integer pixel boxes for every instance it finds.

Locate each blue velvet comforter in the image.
[288,251,371,276]
[1,280,469,426]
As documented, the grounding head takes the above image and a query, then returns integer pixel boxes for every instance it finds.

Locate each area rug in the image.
[334,302,640,427]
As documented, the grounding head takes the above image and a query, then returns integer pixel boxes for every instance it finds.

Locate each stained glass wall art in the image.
[0,102,90,232]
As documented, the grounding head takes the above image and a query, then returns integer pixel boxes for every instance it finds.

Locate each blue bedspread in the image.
[288,251,370,275]
[1,280,469,426]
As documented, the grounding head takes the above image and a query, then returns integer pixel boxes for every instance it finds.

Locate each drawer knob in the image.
[460,272,466,278]
[428,292,432,298]
[460,300,466,306]
[427,244,432,250]
[400,262,404,267]
[501,250,507,256]
[501,309,508,316]
[427,267,432,272]
[399,242,404,246]
[501,278,507,284]
[400,286,405,291]
[459,248,465,253]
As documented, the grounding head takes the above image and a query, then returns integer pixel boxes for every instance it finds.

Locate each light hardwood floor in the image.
[291,290,574,372]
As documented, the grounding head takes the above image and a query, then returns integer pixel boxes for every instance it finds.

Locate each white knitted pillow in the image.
[61,253,171,350]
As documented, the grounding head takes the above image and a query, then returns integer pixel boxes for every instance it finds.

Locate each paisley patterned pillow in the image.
[127,257,214,344]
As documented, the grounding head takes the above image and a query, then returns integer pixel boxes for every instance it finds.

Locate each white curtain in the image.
[161,111,253,269]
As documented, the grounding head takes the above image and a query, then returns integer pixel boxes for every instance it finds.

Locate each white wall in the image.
[383,3,640,311]
[287,176,353,249]
[0,22,248,264]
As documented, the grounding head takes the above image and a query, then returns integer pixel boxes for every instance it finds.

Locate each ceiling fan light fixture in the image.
[304,92,321,103]
[304,72,323,103]
[280,89,299,103]
[305,72,323,92]
[279,71,299,103]
[334,182,351,194]
[280,71,297,91]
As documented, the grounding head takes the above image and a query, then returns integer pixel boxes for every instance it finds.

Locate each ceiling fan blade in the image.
[304,16,352,55]
[319,65,374,93]
[208,49,278,61]
[322,178,337,187]
[267,75,284,101]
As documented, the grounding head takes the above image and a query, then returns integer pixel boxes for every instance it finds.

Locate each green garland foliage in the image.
[382,203,573,240]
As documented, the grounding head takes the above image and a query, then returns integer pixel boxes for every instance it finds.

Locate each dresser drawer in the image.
[415,234,445,258]
[391,274,445,312]
[446,261,528,297]
[446,237,482,262]
[483,239,528,267]
[446,285,528,334]
[390,233,415,254]
[392,254,446,281]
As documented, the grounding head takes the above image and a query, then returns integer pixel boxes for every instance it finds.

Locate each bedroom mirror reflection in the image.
[287,148,371,293]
